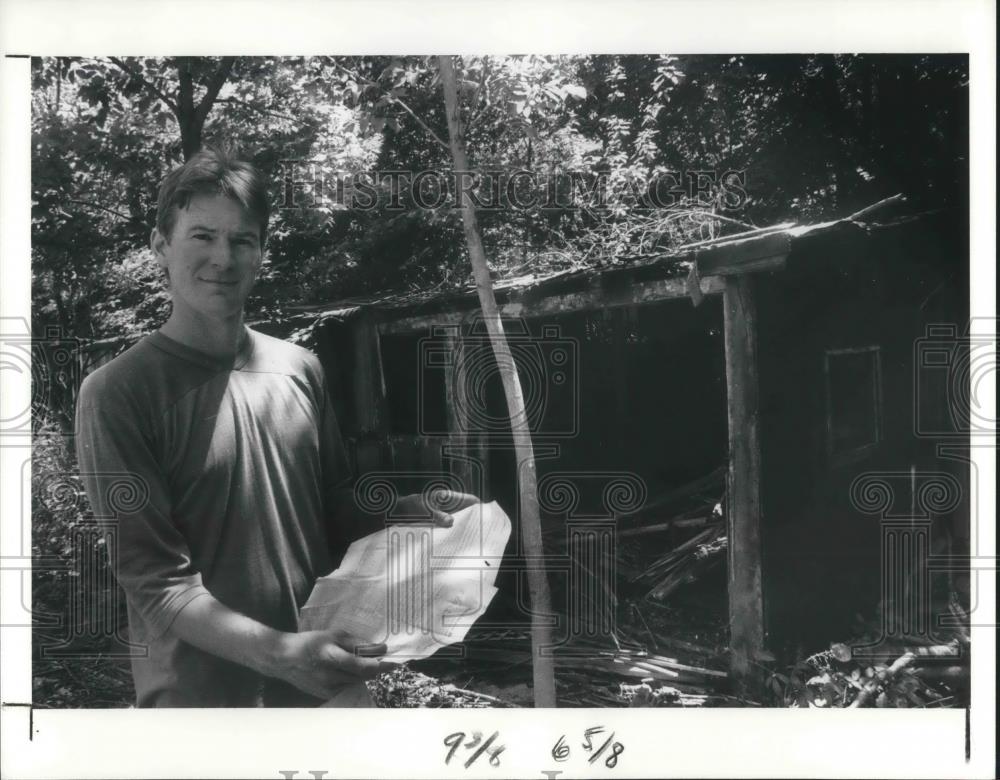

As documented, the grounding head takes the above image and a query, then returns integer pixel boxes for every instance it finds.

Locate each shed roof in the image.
[81,206,946,352]
[283,211,923,332]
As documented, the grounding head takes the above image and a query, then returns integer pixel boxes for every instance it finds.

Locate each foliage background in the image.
[32,55,969,342]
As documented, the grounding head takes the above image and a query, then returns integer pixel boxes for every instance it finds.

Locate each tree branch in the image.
[332,61,449,151]
[390,95,450,150]
[67,199,131,220]
[466,56,493,130]
[108,57,177,112]
[194,56,236,126]
[216,96,306,124]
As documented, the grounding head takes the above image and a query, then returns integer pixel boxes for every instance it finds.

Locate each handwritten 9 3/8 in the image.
[443,726,624,770]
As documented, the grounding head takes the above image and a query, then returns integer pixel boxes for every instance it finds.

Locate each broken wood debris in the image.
[551,640,731,707]
[772,631,969,709]
[369,666,514,708]
[629,522,727,602]
[605,467,731,603]
[616,466,725,526]
[414,467,741,707]
[617,515,712,538]
[619,682,711,708]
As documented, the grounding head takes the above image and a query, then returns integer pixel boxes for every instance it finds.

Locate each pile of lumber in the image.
[427,468,737,706]
[616,466,725,533]
[446,632,732,707]
[558,646,726,687]
[619,682,721,707]
[551,637,731,706]
[539,467,728,601]
[629,522,727,601]
[613,467,729,602]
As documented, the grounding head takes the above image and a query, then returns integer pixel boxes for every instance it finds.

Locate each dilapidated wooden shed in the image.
[259,207,967,682]
[78,207,970,687]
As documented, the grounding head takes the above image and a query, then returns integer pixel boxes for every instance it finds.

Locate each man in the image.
[76,145,474,707]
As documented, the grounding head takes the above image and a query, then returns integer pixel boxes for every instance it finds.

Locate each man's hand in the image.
[169,593,392,700]
[393,489,480,527]
[271,629,389,700]
[329,486,482,549]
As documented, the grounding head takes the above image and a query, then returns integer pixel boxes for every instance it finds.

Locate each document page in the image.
[299,501,512,661]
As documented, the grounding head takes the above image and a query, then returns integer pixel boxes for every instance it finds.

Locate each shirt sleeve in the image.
[75,372,211,641]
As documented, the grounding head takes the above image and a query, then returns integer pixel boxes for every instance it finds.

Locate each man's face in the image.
[151,192,262,323]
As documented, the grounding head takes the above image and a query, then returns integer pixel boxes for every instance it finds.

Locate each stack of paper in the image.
[299,501,511,662]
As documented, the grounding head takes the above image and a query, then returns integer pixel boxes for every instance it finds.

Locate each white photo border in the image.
[1,1,995,778]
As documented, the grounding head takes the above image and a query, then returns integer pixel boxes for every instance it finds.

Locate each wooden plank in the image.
[678,222,795,252]
[617,515,711,538]
[380,275,725,335]
[442,325,488,496]
[705,253,787,276]
[460,332,491,501]
[386,434,443,472]
[611,307,629,460]
[351,312,390,470]
[696,232,791,276]
[722,274,766,690]
[381,311,463,335]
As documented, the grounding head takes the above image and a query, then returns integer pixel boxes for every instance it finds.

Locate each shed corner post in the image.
[722,273,767,697]
[442,322,489,499]
[352,310,390,473]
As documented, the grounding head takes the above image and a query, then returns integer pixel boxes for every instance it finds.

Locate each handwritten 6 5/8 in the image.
[552,726,625,769]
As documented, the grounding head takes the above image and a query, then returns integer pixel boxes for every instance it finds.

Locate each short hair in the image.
[155,145,270,244]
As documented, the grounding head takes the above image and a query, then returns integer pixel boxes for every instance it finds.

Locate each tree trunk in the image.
[437,55,557,708]
[174,57,236,159]
[176,58,200,159]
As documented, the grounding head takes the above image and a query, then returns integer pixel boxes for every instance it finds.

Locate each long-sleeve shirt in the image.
[75,327,352,706]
